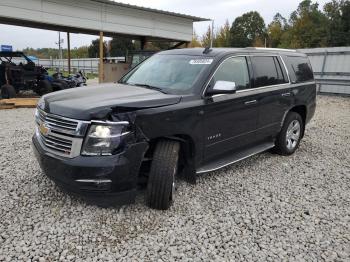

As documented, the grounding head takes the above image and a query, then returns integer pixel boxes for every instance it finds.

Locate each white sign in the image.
[189,59,213,65]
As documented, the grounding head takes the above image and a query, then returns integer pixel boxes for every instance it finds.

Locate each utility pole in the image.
[67,32,71,74]
[58,32,64,60]
[56,32,64,71]
[210,20,214,48]
[59,32,61,59]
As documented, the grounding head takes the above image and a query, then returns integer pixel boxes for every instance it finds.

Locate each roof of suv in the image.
[159,48,306,57]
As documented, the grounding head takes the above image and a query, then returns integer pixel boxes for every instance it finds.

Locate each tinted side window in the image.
[212,57,250,90]
[251,56,288,88]
[288,56,314,83]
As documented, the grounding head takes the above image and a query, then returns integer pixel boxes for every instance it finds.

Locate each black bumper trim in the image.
[32,135,148,206]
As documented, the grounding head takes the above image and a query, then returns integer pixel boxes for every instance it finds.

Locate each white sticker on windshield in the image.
[189,59,213,65]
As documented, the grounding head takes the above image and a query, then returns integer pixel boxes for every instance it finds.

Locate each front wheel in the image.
[146,140,180,210]
[274,112,304,156]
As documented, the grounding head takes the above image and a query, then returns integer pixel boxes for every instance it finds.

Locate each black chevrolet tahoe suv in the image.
[33,48,316,210]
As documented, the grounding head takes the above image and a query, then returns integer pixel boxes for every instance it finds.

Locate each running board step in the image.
[196,142,275,174]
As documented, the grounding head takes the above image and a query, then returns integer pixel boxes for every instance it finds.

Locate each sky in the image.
[0,0,329,50]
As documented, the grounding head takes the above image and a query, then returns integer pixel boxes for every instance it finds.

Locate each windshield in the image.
[120,54,212,94]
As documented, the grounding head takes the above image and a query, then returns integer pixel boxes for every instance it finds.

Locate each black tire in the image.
[37,80,53,96]
[1,84,16,99]
[55,80,70,89]
[52,82,67,92]
[274,112,304,156]
[146,140,180,210]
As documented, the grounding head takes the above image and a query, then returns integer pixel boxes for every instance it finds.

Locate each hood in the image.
[42,83,182,120]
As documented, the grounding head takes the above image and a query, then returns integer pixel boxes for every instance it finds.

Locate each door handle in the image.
[244,100,257,105]
[282,92,291,97]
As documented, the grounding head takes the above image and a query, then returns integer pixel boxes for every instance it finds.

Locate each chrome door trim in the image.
[280,56,291,83]
[236,83,290,93]
[281,92,291,97]
[75,179,112,184]
[244,100,258,105]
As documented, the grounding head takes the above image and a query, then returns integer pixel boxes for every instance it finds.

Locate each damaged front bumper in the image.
[32,134,148,206]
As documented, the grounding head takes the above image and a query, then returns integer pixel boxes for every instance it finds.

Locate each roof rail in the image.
[246,47,297,52]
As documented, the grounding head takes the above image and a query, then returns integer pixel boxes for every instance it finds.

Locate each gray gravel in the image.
[0,95,349,261]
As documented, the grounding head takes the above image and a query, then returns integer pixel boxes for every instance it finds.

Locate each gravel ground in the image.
[0,95,349,261]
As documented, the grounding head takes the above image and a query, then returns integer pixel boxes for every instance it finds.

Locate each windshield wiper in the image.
[130,83,168,94]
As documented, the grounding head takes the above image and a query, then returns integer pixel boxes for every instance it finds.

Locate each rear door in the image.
[249,55,291,141]
[202,56,260,162]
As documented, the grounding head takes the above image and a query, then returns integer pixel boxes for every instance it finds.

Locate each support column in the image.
[67,32,71,74]
[99,31,104,83]
[140,36,146,50]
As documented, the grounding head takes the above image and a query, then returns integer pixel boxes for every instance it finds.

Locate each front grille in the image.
[35,108,89,158]
[36,109,82,136]
[39,132,73,156]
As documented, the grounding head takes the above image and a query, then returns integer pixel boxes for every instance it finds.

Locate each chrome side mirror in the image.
[207,81,237,95]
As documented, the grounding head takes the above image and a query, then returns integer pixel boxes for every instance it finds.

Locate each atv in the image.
[0,52,71,99]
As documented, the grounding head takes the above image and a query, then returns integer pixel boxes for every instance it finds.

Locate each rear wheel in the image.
[146,140,180,210]
[1,84,16,99]
[274,112,304,155]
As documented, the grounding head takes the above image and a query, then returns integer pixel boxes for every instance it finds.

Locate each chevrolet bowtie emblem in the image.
[39,123,50,136]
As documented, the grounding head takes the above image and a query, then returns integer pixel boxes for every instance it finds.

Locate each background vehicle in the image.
[51,71,87,88]
[0,51,74,99]
[33,48,316,210]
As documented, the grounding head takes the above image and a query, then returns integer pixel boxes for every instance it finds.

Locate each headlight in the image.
[37,97,45,110]
[81,123,130,156]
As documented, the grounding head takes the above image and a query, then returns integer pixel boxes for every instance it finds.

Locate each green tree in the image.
[189,30,202,48]
[70,46,89,58]
[230,11,266,47]
[214,20,231,47]
[21,46,90,59]
[88,39,107,58]
[268,13,288,47]
[324,0,350,46]
[280,0,329,48]
[342,1,350,44]
[201,25,213,47]
[109,38,134,57]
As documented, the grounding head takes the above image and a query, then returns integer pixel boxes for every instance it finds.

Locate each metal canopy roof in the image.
[93,0,209,22]
[0,0,209,42]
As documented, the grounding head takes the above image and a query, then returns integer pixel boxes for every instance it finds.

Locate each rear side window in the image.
[212,56,250,90]
[288,56,314,83]
[251,56,288,88]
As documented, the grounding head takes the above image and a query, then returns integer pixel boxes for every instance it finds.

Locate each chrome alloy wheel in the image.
[286,120,301,150]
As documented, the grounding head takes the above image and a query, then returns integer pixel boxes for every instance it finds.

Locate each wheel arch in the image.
[146,134,197,184]
[282,105,307,137]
